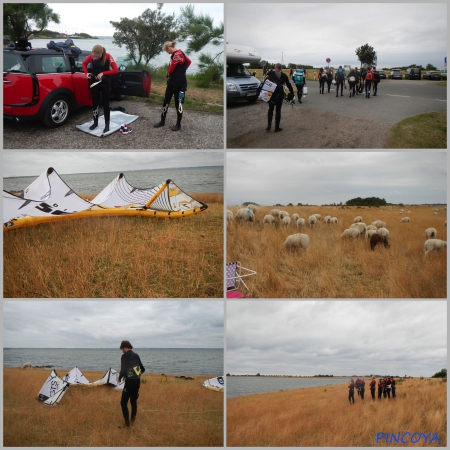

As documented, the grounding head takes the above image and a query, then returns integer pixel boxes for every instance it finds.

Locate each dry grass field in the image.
[4,368,223,447]
[227,377,446,446]
[227,205,446,298]
[4,193,223,298]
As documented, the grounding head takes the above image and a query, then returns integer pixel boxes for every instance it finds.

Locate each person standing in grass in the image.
[348,378,355,404]
[360,378,365,399]
[369,377,376,400]
[390,377,396,398]
[377,378,383,400]
[119,340,145,428]
[385,377,391,398]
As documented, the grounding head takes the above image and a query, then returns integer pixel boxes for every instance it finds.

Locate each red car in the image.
[4,48,151,127]
[423,71,441,80]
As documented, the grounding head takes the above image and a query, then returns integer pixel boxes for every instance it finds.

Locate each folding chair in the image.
[226,261,256,298]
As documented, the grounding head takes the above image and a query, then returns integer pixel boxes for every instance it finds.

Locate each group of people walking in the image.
[348,376,396,404]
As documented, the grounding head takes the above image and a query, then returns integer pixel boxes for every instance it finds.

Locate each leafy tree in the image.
[4,3,60,41]
[426,63,438,70]
[431,368,447,378]
[355,43,376,67]
[110,4,177,68]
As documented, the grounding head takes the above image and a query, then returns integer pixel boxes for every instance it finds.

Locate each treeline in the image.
[346,197,387,207]
[32,29,97,39]
[313,374,334,377]
[431,369,447,379]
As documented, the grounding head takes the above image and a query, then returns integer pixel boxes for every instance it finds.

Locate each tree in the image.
[426,63,438,70]
[355,43,376,67]
[431,369,447,378]
[110,4,177,68]
[4,3,60,41]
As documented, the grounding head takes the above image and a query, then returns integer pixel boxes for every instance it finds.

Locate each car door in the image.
[111,70,151,98]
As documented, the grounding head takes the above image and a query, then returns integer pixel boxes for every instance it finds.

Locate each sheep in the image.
[226,210,233,224]
[425,228,437,239]
[365,229,377,239]
[377,228,390,239]
[308,215,317,228]
[247,204,257,214]
[330,217,338,224]
[296,218,306,229]
[350,222,367,234]
[366,225,377,231]
[279,211,290,219]
[353,216,362,223]
[270,209,280,218]
[424,239,447,256]
[22,362,32,370]
[313,214,321,220]
[282,216,291,228]
[399,211,403,215]
[283,233,311,251]
[323,215,331,224]
[292,213,300,221]
[341,228,360,239]
[263,214,275,225]
[370,233,390,250]
[433,211,438,216]
[371,220,386,229]
[235,208,255,223]
[407,210,411,214]
[400,217,410,223]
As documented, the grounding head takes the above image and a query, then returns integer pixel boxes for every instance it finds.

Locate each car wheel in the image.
[42,95,70,128]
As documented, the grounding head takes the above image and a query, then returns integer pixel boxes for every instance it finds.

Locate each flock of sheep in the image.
[228,205,447,256]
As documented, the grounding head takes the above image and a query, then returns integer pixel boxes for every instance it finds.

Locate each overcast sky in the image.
[226,152,447,206]
[226,301,447,377]
[46,3,223,37]
[3,151,223,178]
[4,301,223,348]
[226,3,447,69]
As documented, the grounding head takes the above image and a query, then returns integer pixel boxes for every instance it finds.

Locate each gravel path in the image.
[4,99,224,149]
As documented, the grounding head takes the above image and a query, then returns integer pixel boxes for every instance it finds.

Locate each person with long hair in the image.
[154,40,191,131]
[82,44,118,132]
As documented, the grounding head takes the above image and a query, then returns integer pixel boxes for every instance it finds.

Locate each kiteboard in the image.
[203,376,224,392]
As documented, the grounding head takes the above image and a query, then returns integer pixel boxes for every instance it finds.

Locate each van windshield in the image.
[227,63,252,77]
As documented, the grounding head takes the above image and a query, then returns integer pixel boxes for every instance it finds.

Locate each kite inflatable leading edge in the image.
[4,168,208,231]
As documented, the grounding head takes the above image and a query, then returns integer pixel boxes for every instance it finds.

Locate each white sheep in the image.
[399,211,403,215]
[247,204,257,214]
[308,215,317,228]
[313,213,321,220]
[22,362,32,370]
[296,218,306,229]
[292,213,300,221]
[330,217,338,224]
[341,228,360,239]
[323,215,331,224]
[350,222,367,234]
[263,214,275,225]
[366,225,378,231]
[407,210,411,214]
[425,228,437,239]
[400,217,410,223]
[282,216,291,228]
[377,228,390,239]
[235,208,255,223]
[365,229,377,239]
[270,209,280,218]
[279,211,290,219]
[371,220,386,229]
[433,211,438,216]
[226,210,233,224]
[283,233,311,251]
[424,239,447,256]
[353,216,362,223]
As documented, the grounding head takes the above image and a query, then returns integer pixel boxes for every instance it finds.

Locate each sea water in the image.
[4,348,223,376]
[3,166,223,195]
[227,376,347,398]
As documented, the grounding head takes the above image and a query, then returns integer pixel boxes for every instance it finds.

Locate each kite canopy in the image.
[4,168,208,230]
[203,376,224,392]
[36,370,69,405]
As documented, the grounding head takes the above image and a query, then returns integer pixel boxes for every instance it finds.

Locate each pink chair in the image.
[226,261,256,298]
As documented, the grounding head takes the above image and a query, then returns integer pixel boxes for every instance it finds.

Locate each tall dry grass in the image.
[4,194,223,298]
[227,205,446,298]
[227,378,446,446]
[4,368,223,447]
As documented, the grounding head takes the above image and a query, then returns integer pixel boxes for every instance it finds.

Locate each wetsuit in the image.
[82,53,118,131]
[319,70,327,94]
[391,378,396,398]
[360,379,365,399]
[348,381,355,404]
[364,70,373,98]
[370,379,376,400]
[348,70,357,97]
[155,49,191,131]
[265,70,294,132]
[335,69,345,97]
[386,381,391,398]
[119,350,145,426]
[373,71,380,96]
[326,71,333,92]
[378,380,382,399]
[292,69,306,103]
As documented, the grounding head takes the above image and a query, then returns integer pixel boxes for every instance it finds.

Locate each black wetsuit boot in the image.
[172,111,182,131]
[89,116,98,130]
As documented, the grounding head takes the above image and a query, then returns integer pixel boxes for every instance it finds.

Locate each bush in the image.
[193,64,223,88]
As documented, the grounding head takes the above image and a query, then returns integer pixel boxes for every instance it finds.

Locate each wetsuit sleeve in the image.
[102,53,119,76]
[82,54,93,75]
[168,50,186,74]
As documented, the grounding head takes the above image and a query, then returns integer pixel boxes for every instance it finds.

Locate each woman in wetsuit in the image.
[348,378,355,405]
[82,45,119,133]
[154,40,191,131]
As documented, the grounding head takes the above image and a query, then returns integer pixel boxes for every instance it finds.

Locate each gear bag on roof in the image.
[47,39,82,55]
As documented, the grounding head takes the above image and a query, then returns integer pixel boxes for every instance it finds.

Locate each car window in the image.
[40,56,67,73]
[73,54,89,72]
[3,53,28,73]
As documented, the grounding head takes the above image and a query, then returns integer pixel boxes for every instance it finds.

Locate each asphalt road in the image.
[4,99,224,150]
[227,80,447,148]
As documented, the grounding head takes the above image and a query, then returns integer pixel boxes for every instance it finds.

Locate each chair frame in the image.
[226,261,257,295]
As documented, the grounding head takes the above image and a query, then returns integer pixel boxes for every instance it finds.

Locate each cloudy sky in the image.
[226,152,447,206]
[3,151,223,178]
[45,3,223,37]
[226,3,447,69]
[4,301,224,348]
[226,301,447,377]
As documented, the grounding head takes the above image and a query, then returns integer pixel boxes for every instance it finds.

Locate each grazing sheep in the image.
[425,228,437,239]
[377,228,390,239]
[400,217,410,223]
[424,239,447,256]
[226,210,233,224]
[279,211,290,219]
[323,215,331,224]
[370,233,390,250]
[365,229,377,239]
[372,220,386,228]
[399,211,403,215]
[353,216,362,223]
[341,228,360,238]
[330,217,338,224]
[292,213,300,221]
[270,209,280,218]
[22,362,32,370]
[263,214,275,225]
[407,210,411,214]
[235,208,255,223]
[444,221,447,227]
[247,204,257,214]
[283,233,311,251]
[308,215,317,228]
[433,211,438,216]
[350,222,367,234]
[366,225,377,231]
[296,218,306,229]
[282,216,291,228]
[313,214,321,220]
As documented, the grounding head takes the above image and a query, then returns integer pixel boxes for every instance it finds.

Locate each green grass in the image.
[386,111,447,148]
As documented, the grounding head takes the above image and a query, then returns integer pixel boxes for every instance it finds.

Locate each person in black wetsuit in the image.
[82,45,119,133]
[264,63,294,132]
[369,377,376,400]
[373,68,380,96]
[119,340,145,428]
[154,40,192,131]
[348,378,355,404]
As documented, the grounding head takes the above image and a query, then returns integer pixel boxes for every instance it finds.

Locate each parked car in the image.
[4,48,151,127]
[389,70,402,79]
[440,69,447,80]
[375,70,386,79]
[423,71,442,80]
[404,68,421,79]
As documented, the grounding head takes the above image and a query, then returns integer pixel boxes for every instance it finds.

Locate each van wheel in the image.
[43,95,70,128]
